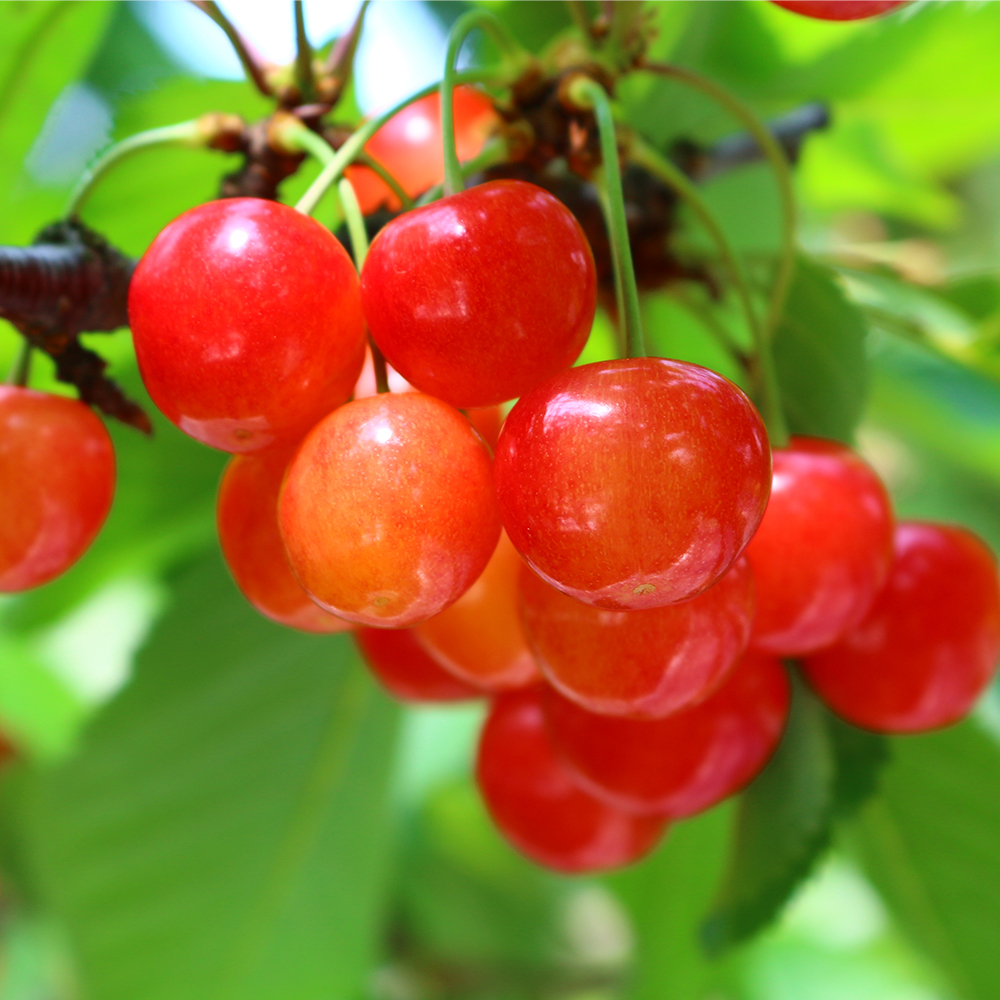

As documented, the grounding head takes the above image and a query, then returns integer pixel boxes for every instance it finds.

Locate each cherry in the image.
[0,387,115,592]
[770,1,909,19]
[345,86,498,214]
[495,358,771,610]
[128,198,366,453]
[476,686,668,872]
[520,557,755,718]
[360,180,597,409]
[802,522,1000,733]
[414,530,539,691]
[354,628,480,703]
[217,448,352,633]
[278,392,501,628]
[746,437,894,656]
[545,651,789,818]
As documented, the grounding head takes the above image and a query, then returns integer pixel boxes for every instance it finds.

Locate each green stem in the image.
[567,76,645,359]
[441,10,527,197]
[631,137,788,443]
[565,0,595,40]
[416,136,509,207]
[355,152,415,211]
[295,71,491,217]
[65,120,205,218]
[293,1,316,102]
[6,340,32,387]
[671,284,749,367]
[640,62,797,342]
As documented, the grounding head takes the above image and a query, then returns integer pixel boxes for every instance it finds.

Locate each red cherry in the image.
[354,628,479,703]
[495,358,771,610]
[217,448,352,633]
[360,180,597,409]
[476,686,668,872]
[770,1,909,19]
[803,522,1000,733]
[278,392,501,628]
[520,557,755,718]
[345,86,498,213]
[414,530,540,691]
[128,198,366,453]
[746,437,894,656]
[544,651,789,818]
[0,387,115,592]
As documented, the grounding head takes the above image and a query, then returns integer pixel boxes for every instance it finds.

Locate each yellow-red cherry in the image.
[360,180,597,409]
[0,387,115,592]
[544,650,789,818]
[217,448,353,634]
[520,557,755,718]
[495,358,771,610]
[746,437,894,656]
[128,198,366,453]
[476,686,668,873]
[278,392,501,628]
[803,522,1000,733]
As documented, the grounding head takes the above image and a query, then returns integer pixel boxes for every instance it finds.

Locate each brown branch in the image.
[293,0,316,102]
[188,1,274,98]
[318,0,370,104]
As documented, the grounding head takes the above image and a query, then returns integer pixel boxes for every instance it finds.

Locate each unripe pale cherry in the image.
[0,388,115,592]
[217,448,352,634]
[128,198,366,453]
[495,358,771,610]
[278,393,501,628]
[746,437,894,656]
[520,557,755,719]
[544,650,789,818]
[803,522,1000,733]
[361,180,597,409]
[477,686,668,873]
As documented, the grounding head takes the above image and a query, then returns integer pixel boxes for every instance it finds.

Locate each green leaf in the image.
[773,257,869,444]
[25,553,402,1000]
[852,717,1000,1000]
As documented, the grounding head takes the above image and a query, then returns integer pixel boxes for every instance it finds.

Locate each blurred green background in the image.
[3,2,1000,998]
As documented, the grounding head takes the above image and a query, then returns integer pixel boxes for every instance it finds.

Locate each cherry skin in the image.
[520,557,755,718]
[360,180,597,409]
[545,651,789,818]
[746,436,894,656]
[414,530,540,692]
[129,198,366,453]
[495,358,771,610]
[278,392,501,628]
[802,522,1000,733]
[354,628,480,703]
[0,387,115,592]
[217,448,352,633]
[345,86,498,214]
[770,1,909,19]
[476,686,668,873]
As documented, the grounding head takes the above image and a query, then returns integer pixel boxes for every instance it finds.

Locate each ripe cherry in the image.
[217,448,352,633]
[746,437,894,656]
[520,557,755,718]
[495,358,771,610]
[802,522,1000,733]
[770,1,909,19]
[414,530,539,691]
[278,392,501,628]
[354,628,479,703]
[360,180,597,409]
[129,198,366,453]
[544,651,789,818]
[0,387,115,592]
[476,686,668,872]
[345,86,498,213]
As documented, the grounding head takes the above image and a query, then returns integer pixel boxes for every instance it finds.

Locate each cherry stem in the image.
[441,10,528,198]
[295,71,492,217]
[189,1,273,98]
[293,1,316,103]
[355,152,415,211]
[567,76,645,360]
[65,120,207,219]
[639,62,797,344]
[6,340,32,387]
[630,137,788,445]
[416,137,510,207]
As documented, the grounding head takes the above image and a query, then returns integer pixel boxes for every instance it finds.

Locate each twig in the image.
[188,1,273,97]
